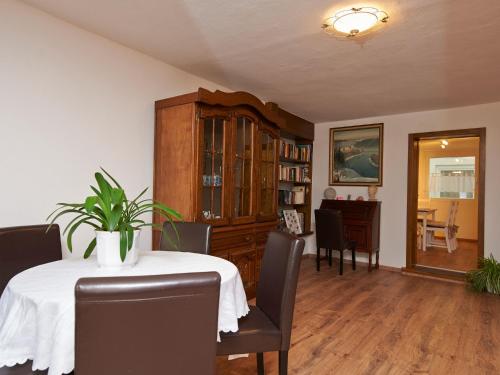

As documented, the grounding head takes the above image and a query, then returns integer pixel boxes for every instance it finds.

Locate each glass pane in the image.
[202,187,211,214]
[236,117,244,157]
[234,159,242,188]
[244,121,252,160]
[234,116,253,218]
[267,163,274,189]
[201,117,224,220]
[203,153,212,176]
[242,188,250,215]
[214,154,223,186]
[214,118,224,154]
[204,118,213,152]
[259,132,276,216]
[243,160,251,188]
[234,188,241,217]
[213,187,222,218]
[267,138,275,162]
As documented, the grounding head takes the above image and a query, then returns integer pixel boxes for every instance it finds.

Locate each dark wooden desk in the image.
[319,199,381,271]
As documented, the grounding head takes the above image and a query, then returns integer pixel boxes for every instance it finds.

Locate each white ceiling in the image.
[22,0,500,122]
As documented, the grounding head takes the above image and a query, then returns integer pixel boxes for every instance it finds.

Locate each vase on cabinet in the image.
[367,185,378,201]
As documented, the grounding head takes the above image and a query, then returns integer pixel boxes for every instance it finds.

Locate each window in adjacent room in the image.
[429,156,475,199]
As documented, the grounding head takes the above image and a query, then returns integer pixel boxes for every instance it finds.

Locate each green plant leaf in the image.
[100,167,123,189]
[108,205,123,231]
[127,226,134,251]
[67,218,98,252]
[83,238,97,259]
[119,229,127,262]
[466,254,500,295]
[111,188,124,205]
[84,196,98,213]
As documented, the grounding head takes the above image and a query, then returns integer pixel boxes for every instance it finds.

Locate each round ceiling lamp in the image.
[322,7,389,37]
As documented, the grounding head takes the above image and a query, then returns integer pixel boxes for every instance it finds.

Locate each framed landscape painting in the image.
[329,123,384,186]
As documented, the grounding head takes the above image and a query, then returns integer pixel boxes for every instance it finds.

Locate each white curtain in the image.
[429,174,475,196]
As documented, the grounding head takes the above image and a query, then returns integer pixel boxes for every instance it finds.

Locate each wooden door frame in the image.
[406,127,486,273]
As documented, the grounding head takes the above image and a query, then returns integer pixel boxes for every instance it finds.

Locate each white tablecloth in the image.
[0,251,249,375]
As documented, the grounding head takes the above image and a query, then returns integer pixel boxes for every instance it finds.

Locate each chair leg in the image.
[339,251,344,275]
[352,249,356,270]
[316,246,320,271]
[257,352,264,375]
[328,249,332,267]
[279,350,288,375]
[445,230,452,253]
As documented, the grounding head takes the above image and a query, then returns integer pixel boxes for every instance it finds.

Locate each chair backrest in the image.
[75,272,221,375]
[314,209,345,250]
[159,222,212,254]
[0,224,62,296]
[256,231,305,351]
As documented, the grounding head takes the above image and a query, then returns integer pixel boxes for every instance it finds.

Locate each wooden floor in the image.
[415,240,478,272]
[216,258,500,375]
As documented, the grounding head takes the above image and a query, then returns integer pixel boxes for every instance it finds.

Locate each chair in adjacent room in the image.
[314,209,357,275]
[75,272,221,375]
[217,231,305,375]
[159,222,212,254]
[0,224,62,296]
[425,201,460,253]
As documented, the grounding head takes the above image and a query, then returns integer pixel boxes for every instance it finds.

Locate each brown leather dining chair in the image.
[314,209,356,275]
[0,224,62,375]
[159,221,212,254]
[217,231,305,375]
[0,224,62,297]
[75,272,221,375]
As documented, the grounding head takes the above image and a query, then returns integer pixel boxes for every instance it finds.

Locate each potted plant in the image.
[466,254,500,295]
[47,168,181,268]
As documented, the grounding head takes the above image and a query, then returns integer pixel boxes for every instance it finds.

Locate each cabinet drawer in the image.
[212,229,255,251]
[345,225,367,249]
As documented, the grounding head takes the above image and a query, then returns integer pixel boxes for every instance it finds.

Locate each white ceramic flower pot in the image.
[95,230,140,268]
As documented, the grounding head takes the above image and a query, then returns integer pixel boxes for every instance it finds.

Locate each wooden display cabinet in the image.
[153,88,282,298]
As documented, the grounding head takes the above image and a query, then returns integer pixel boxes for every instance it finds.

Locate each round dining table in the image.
[0,251,249,375]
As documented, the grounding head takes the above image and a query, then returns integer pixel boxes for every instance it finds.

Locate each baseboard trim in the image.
[301,254,401,273]
[402,267,465,284]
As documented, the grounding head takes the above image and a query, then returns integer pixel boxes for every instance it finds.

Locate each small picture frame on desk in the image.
[283,209,303,235]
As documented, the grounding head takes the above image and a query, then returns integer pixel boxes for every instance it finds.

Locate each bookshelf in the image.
[278,139,313,236]
[266,102,314,237]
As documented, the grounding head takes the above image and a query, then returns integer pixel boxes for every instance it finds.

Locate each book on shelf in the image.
[278,186,305,205]
[279,165,310,182]
[279,141,311,162]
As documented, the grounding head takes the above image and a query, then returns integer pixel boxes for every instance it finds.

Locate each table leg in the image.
[376,251,379,269]
[368,251,373,272]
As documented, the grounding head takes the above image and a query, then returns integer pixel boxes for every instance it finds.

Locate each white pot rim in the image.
[94,229,141,233]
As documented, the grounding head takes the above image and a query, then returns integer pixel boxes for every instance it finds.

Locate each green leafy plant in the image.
[466,254,500,295]
[47,168,181,261]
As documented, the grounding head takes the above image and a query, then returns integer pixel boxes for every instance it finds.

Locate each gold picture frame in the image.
[329,123,384,186]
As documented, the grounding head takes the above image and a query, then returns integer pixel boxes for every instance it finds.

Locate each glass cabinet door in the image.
[258,126,279,220]
[200,116,228,224]
[231,115,256,224]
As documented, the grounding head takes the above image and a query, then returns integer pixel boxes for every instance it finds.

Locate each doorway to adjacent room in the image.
[406,128,485,277]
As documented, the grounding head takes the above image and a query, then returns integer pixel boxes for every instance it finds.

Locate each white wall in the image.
[0,0,228,256]
[307,102,500,268]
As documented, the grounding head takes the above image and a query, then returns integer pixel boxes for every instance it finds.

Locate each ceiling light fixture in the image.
[322,7,389,37]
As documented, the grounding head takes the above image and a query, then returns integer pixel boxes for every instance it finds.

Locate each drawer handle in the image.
[244,236,252,241]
